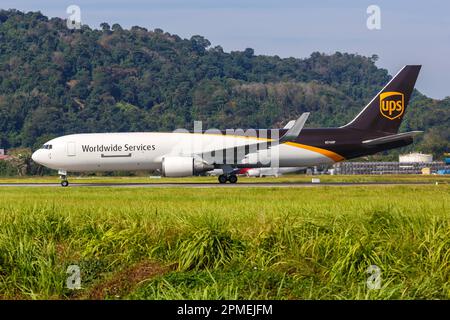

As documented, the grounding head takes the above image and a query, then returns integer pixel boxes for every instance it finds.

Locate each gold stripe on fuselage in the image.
[285,142,345,162]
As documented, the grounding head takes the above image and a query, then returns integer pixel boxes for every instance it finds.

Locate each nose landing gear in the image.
[58,170,69,187]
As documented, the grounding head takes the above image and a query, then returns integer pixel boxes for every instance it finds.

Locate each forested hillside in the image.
[0,10,448,159]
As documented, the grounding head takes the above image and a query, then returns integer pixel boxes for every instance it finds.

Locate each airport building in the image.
[399,152,433,163]
[333,153,449,174]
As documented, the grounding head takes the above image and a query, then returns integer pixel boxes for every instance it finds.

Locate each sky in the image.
[2,0,450,99]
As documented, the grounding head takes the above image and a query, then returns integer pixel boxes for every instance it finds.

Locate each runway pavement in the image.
[0,182,438,188]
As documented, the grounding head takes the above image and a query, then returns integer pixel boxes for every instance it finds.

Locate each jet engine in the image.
[161,156,214,177]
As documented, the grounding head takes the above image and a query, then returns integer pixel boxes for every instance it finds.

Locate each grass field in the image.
[0,181,449,299]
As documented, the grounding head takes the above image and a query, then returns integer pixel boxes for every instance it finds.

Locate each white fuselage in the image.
[31,132,335,173]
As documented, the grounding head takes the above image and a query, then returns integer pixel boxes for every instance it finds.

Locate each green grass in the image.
[0,185,449,299]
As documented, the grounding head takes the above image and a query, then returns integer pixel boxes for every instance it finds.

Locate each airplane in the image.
[32,65,422,187]
[243,167,306,177]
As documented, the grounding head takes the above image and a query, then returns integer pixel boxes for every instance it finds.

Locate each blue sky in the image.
[2,0,450,99]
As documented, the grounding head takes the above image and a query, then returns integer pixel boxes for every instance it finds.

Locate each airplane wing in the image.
[193,113,310,164]
[283,120,295,129]
[279,113,309,143]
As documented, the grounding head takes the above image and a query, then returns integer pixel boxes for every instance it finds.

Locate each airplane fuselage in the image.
[31,128,412,173]
[31,130,336,172]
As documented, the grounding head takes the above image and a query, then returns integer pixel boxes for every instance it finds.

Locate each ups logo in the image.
[380,91,404,120]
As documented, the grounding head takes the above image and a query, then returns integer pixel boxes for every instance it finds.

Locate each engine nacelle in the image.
[161,156,214,177]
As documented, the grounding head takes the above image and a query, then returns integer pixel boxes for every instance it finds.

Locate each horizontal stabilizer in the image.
[362,131,423,146]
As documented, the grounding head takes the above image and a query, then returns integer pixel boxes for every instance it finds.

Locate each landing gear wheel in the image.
[59,172,69,187]
[218,175,227,184]
[228,175,238,184]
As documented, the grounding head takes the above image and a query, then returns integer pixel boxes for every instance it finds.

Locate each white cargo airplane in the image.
[31,65,422,186]
[207,167,305,177]
[244,167,305,177]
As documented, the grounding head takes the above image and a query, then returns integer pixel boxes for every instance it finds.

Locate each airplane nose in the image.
[32,150,43,165]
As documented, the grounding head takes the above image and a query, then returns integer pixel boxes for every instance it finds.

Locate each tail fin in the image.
[343,65,421,134]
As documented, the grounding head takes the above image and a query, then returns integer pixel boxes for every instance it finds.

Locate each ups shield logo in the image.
[380,91,404,120]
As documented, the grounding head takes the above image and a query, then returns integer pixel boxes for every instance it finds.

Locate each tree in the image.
[111,23,122,32]
[100,22,110,31]
[190,35,211,53]
[6,148,33,176]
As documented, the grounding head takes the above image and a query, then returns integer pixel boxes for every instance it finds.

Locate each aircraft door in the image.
[67,142,76,156]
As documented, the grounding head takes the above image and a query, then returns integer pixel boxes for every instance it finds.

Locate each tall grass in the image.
[0,185,448,299]
[174,217,243,271]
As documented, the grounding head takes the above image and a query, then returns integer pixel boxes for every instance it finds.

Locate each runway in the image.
[0,182,438,188]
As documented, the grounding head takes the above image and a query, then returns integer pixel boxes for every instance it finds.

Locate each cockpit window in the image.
[41,144,53,150]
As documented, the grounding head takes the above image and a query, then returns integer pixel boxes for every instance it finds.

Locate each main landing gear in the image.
[59,170,69,187]
[218,174,238,184]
